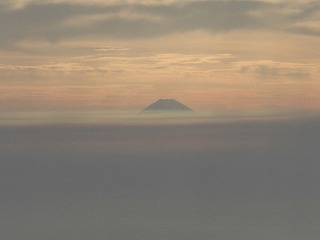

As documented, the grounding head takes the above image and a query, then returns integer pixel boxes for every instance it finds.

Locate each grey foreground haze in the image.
[1,115,320,240]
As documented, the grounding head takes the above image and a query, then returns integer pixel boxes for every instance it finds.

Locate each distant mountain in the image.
[142,99,193,112]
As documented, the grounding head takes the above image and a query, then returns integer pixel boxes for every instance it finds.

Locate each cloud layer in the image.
[1,0,319,47]
[1,118,320,239]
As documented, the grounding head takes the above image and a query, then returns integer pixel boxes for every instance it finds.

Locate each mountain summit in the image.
[142,99,193,112]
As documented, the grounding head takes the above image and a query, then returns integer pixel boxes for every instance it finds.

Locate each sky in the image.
[0,0,320,111]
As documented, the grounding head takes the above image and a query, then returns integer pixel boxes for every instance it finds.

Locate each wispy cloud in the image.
[237,60,314,80]
[0,52,234,78]
[241,65,309,80]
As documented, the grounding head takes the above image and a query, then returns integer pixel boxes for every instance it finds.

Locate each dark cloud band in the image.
[0,1,319,48]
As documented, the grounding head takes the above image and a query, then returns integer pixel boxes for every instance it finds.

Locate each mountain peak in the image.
[142,99,193,112]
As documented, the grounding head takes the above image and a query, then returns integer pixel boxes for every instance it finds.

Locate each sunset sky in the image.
[1,0,319,111]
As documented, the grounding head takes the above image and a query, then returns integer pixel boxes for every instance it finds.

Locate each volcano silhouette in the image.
[142,99,193,112]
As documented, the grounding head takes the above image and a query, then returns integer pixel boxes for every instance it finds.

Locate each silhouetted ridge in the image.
[143,99,193,112]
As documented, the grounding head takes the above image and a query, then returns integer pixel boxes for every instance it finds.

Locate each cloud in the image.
[255,65,309,79]
[238,60,312,79]
[245,65,309,79]
[0,52,234,80]
[0,0,319,48]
